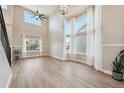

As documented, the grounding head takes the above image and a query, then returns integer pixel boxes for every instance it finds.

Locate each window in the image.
[75,14,87,32]
[25,39,41,52]
[75,35,87,53]
[64,19,72,53]
[1,5,7,10]
[64,19,72,34]
[24,11,41,26]
[75,14,87,54]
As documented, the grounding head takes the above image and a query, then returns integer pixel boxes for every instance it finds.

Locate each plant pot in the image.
[112,71,123,81]
[15,56,19,60]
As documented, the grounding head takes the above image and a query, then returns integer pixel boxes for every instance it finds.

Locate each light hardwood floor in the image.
[9,57,124,88]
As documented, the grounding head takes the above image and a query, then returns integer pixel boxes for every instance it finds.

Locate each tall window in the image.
[24,11,41,26]
[64,19,72,53]
[75,14,87,54]
[75,14,87,32]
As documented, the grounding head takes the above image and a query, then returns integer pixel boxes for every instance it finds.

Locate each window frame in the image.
[25,38,42,52]
[75,13,87,54]
[24,11,42,26]
[64,19,72,53]
[75,13,87,33]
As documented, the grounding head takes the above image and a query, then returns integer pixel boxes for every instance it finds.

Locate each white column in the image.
[86,6,94,66]
[94,5,103,71]
[71,17,76,61]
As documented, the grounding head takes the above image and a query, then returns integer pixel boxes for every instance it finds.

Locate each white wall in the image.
[13,6,49,57]
[0,6,12,87]
[102,5,124,71]
[48,12,64,59]
[0,41,11,88]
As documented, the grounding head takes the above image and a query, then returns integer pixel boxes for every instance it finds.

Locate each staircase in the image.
[0,6,11,66]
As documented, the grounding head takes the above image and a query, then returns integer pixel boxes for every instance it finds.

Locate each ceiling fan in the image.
[31,6,46,21]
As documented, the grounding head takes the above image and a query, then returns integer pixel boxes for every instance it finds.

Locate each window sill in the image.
[75,52,87,55]
[26,50,42,53]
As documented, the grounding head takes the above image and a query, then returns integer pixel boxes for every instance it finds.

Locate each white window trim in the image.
[75,52,87,55]
[24,11,42,26]
[25,38,42,52]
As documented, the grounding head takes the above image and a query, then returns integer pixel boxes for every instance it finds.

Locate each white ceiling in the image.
[21,5,58,16]
[21,5,89,16]
[68,5,89,16]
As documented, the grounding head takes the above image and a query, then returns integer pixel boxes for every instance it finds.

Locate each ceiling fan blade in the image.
[30,10,37,15]
[39,15,46,19]
[38,14,45,16]
[39,18,43,21]
[39,17,46,21]
[41,16,46,19]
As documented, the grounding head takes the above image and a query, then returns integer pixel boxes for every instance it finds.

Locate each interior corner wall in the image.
[13,6,49,57]
[48,12,64,59]
[102,5,124,71]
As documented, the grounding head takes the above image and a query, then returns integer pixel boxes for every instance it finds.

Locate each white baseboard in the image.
[73,59,86,64]
[101,69,112,75]
[21,54,49,59]
[101,69,124,79]
[49,55,64,60]
[43,54,49,56]
[5,73,12,88]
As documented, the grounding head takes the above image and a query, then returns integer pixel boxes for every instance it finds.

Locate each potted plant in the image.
[13,49,21,60]
[112,50,124,81]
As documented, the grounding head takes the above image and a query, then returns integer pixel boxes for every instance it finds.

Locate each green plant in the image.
[13,49,20,55]
[112,50,124,73]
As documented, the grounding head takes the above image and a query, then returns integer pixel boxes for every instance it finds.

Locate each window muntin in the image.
[24,11,41,26]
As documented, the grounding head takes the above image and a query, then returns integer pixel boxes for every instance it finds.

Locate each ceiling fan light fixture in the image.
[31,5,46,21]
[35,16,39,20]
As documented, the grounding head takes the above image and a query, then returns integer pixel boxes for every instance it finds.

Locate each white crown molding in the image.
[101,69,112,75]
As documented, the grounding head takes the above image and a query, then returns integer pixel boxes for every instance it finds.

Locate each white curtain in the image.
[86,7,94,66]
[94,5,103,71]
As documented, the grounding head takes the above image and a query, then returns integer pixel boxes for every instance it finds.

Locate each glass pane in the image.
[75,15,87,31]
[24,11,41,26]
[64,19,72,53]
[75,35,87,53]
[66,35,71,52]
[64,19,72,34]
[26,39,40,51]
